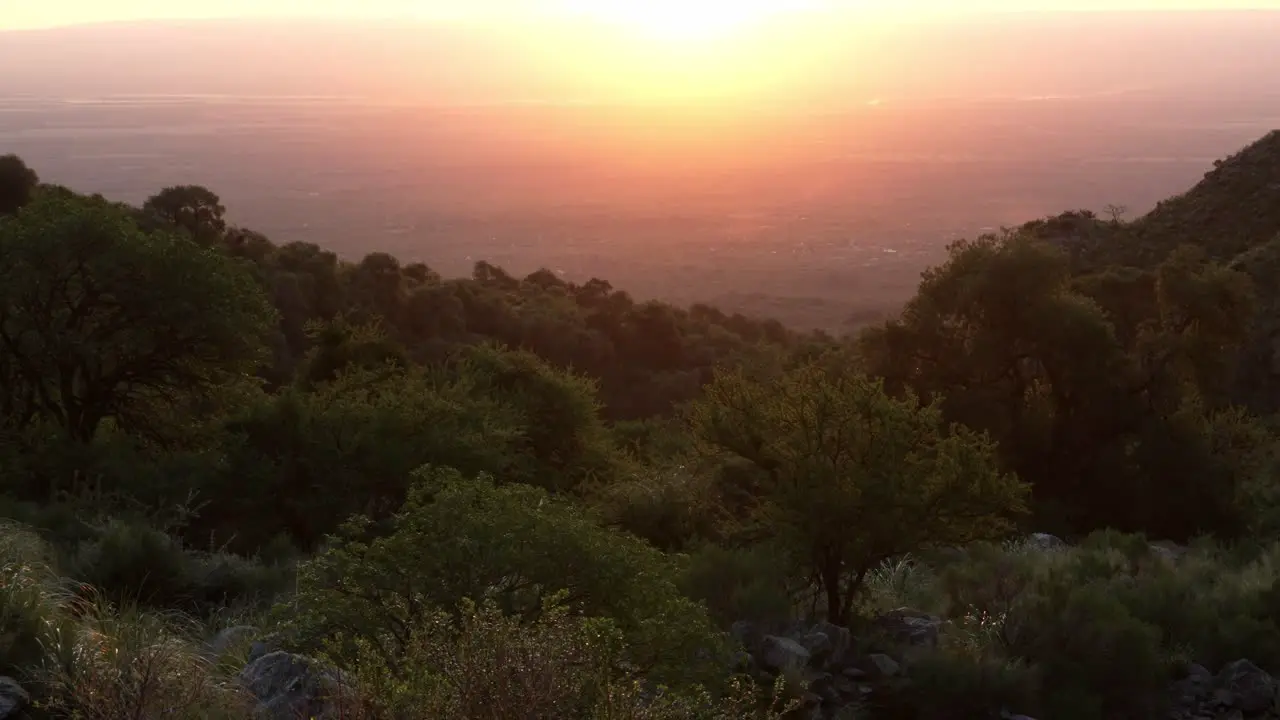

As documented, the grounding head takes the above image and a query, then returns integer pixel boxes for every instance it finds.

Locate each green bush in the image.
[0,521,67,679]
[887,650,1041,720]
[283,466,726,689]
[67,519,292,615]
[67,519,193,608]
[346,596,800,720]
[595,467,723,552]
[679,542,796,628]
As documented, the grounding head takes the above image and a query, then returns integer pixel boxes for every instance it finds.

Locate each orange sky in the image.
[8,0,1280,30]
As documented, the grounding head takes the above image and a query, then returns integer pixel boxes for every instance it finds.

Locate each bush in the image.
[679,542,797,628]
[67,519,193,608]
[37,598,253,719]
[595,467,723,552]
[67,518,291,615]
[346,596,800,720]
[0,521,67,679]
[284,466,726,689]
[1007,579,1168,720]
[884,650,1041,720]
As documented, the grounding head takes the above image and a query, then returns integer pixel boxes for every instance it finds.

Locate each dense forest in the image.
[2,131,1280,719]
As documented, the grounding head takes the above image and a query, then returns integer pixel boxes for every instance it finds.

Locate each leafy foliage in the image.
[691,357,1027,624]
[283,466,725,688]
[0,190,275,451]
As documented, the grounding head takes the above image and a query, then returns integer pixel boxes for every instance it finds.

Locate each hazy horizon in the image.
[4,8,1280,329]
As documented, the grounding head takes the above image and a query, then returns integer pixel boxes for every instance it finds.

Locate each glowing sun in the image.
[564,0,821,42]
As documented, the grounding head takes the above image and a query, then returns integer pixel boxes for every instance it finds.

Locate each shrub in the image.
[885,650,1041,720]
[595,466,724,552]
[37,598,253,719]
[679,542,796,628]
[347,596,800,720]
[283,466,726,689]
[66,518,292,615]
[66,519,193,609]
[0,521,66,679]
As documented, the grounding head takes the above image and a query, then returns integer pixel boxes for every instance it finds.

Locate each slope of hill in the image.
[1133,129,1280,263]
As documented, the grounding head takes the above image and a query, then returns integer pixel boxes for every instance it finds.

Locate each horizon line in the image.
[7,7,1280,33]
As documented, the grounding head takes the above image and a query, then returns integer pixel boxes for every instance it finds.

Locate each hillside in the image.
[6,135,1280,720]
[1132,129,1280,263]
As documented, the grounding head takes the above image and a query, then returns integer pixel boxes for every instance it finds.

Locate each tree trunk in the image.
[819,547,844,624]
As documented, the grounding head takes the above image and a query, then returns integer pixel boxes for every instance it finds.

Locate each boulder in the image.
[808,620,852,666]
[0,677,28,719]
[873,608,943,650]
[858,653,901,679]
[247,633,284,665]
[1216,659,1278,714]
[760,635,812,672]
[1027,533,1067,551]
[240,651,358,720]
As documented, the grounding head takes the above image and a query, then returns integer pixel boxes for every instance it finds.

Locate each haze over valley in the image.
[4,11,1280,329]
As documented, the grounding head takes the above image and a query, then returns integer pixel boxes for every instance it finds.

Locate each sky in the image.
[7,0,1280,31]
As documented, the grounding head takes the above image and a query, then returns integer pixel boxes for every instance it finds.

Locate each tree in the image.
[859,232,1262,538]
[1103,204,1129,225]
[690,358,1027,625]
[0,191,276,452]
[0,155,39,215]
[140,185,227,244]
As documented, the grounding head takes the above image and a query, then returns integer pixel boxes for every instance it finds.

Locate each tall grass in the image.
[0,520,253,718]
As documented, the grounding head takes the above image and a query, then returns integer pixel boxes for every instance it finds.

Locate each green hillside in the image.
[6,134,1280,720]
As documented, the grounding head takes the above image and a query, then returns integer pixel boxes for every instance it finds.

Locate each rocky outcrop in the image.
[240,650,359,720]
[1168,659,1280,719]
[732,610,1023,720]
[0,677,28,719]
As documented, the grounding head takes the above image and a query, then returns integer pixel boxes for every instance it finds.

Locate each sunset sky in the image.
[7,0,1280,31]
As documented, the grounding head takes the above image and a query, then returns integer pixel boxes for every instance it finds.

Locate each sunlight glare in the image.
[563,0,825,42]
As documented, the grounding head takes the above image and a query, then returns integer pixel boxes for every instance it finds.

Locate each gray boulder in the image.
[240,651,358,720]
[808,620,852,667]
[858,653,901,679]
[0,677,28,719]
[760,635,811,672]
[1027,533,1067,551]
[873,608,943,650]
[1216,659,1278,714]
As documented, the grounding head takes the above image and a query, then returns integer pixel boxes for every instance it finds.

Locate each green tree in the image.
[140,185,228,244]
[690,358,1027,625]
[209,365,517,552]
[0,191,275,453]
[0,155,39,215]
[459,344,625,493]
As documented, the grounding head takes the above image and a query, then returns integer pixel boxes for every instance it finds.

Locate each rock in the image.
[0,677,29,719]
[858,653,901,679]
[873,608,943,650]
[1216,659,1278,714]
[240,651,357,720]
[1149,541,1187,563]
[247,633,284,665]
[809,620,852,666]
[800,632,832,662]
[760,635,812,672]
[1168,663,1216,711]
[1027,533,1067,551]
[841,667,868,680]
